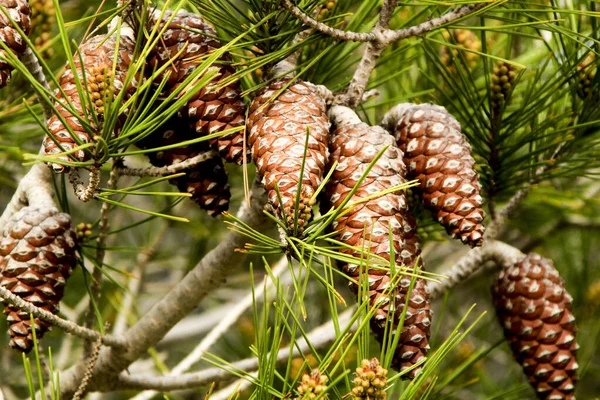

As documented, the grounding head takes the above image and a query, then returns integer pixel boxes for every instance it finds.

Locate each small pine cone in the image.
[382,103,486,247]
[0,205,78,352]
[137,115,230,216]
[441,29,481,72]
[43,31,136,173]
[491,61,518,112]
[322,120,431,379]
[351,358,388,399]
[148,9,246,164]
[248,78,330,233]
[295,369,328,399]
[0,0,32,87]
[492,253,578,400]
[576,53,596,99]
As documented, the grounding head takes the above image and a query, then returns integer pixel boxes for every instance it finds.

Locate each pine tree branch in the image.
[82,165,120,356]
[52,179,269,398]
[117,151,218,177]
[338,2,491,108]
[0,285,124,347]
[0,155,54,231]
[112,308,354,392]
[281,0,375,42]
[129,257,289,400]
[21,48,52,121]
[427,240,524,299]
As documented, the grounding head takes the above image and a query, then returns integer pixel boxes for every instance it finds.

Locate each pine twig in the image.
[0,285,123,346]
[427,240,524,299]
[130,257,289,400]
[282,0,375,42]
[117,150,217,177]
[72,324,108,400]
[69,166,102,202]
[113,308,355,392]
[21,48,52,121]
[0,151,54,231]
[82,165,120,355]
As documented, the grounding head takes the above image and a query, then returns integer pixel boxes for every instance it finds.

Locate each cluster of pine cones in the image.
[0,3,579,399]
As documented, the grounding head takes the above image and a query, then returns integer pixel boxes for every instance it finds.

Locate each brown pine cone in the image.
[382,103,485,247]
[492,253,578,400]
[248,78,330,233]
[137,114,231,216]
[148,9,246,164]
[322,117,431,379]
[43,31,136,173]
[0,205,78,352]
[0,0,32,87]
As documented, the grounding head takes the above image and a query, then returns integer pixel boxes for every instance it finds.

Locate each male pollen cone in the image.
[43,31,136,173]
[382,103,485,247]
[148,9,246,164]
[321,116,431,379]
[492,253,578,400]
[0,205,77,353]
[248,78,330,233]
[0,0,31,87]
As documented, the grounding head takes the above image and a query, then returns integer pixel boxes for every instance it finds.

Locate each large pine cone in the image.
[322,118,431,379]
[248,78,330,233]
[137,114,231,216]
[0,205,77,352]
[382,103,485,247]
[148,9,246,165]
[0,0,31,87]
[43,31,136,173]
[492,253,578,400]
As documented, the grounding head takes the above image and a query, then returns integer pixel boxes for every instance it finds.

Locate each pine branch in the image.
[427,240,524,298]
[281,0,375,42]
[130,257,289,400]
[0,153,54,231]
[117,151,218,177]
[112,308,354,392]
[0,285,124,347]
[50,179,269,398]
[21,48,52,121]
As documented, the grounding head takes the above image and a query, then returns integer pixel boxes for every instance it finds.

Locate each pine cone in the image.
[248,78,330,233]
[43,31,136,173]
[352,358,388,399]
[148,9,246,164]
[0,205,78,352]
[382,103,485,247]
[137,114,231,216]
[322,120,431,379]
[492,253,578,400]
[0,0,32,87]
